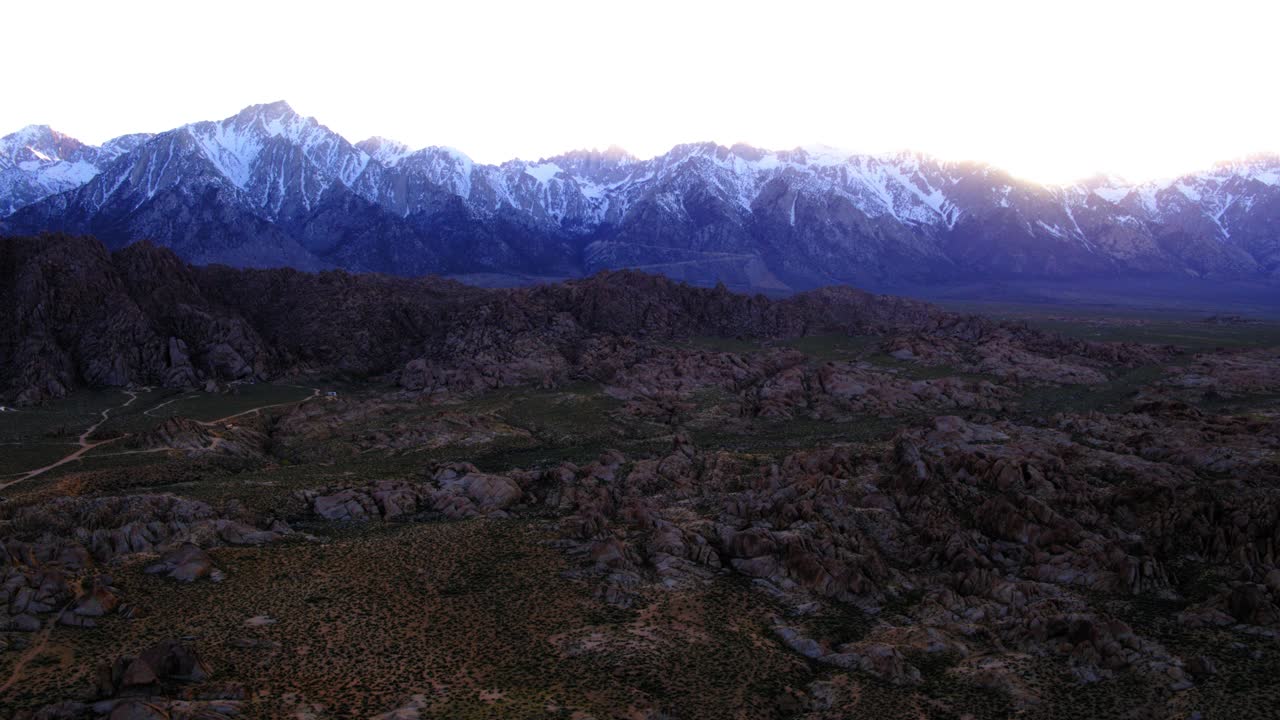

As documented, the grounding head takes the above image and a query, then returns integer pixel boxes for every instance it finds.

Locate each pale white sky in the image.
[6,0,1276,184]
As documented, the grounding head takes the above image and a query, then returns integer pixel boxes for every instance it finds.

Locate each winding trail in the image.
[0,386,321,690]
[0,391,137,490]
[142,393,198,417]
[196,386,321,427]
[0,386,318,491]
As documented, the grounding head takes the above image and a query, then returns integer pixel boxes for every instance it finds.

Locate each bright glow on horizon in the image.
[5,0,1276,185]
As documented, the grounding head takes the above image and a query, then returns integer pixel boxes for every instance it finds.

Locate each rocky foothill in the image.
[3,233,1277,718]
[3,234,1165,407]
[2,494,291,636]
[272,402,1277,706]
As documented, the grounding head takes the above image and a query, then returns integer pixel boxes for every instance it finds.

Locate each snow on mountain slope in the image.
[349,139,972,238]
[181,101,370,219]
[355,136,412,168]
[1072,160,1280,251]
[0,125,153,216]
[4,102,1280,284]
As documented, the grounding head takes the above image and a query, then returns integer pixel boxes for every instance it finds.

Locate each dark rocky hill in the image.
[1,233,1148,405]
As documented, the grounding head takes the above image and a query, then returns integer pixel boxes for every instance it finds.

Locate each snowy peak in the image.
[1,125,53,167]
[520,160,564,183]
[101,133,155,159]
[794,144,854,167]
[3,101,1280,286]
[221,101,339,153]
[353,145,477,209]
[587,140,964,227]
[657,141,722,164]
[1081,173,1132,189]
[0,125,153,170]
[356,136,412,167]
[1082,174,1137,205]
[0,124,110,216]
[1206,154,1280,187]
[17,100,380,224]
[545,146,638,180]
[170,101,372,218]
[0,124,93,169]
[235,100,299,123]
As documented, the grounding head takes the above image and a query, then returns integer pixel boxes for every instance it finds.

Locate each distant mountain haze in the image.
[2,101,1278,291]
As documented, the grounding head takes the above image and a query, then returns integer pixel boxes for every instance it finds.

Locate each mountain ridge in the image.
[2,101,1279,289]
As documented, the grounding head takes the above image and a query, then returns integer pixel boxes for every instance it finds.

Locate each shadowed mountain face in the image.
[0,233,918,405]
[0,233,1136,407]
[2,103,1279,290]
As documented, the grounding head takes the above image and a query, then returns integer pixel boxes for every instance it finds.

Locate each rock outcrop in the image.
[2,234,1169,405]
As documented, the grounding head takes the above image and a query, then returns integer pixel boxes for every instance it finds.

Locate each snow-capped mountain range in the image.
[0,125,151,217]
[2,101,1278,289]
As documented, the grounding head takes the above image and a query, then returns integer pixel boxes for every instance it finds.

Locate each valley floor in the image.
[2,315,1279,719]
